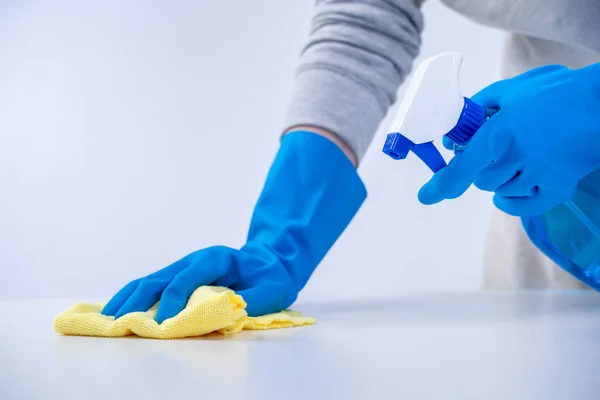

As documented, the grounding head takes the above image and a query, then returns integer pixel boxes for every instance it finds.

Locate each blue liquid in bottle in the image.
[523,168,600,289]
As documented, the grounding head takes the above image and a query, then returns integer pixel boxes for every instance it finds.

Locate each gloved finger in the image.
[511,64,567,83]
[155,267,224,324]
[494,171,538,198]
[101,279,140,316]
[493,189,564,217]
[114,277,172,319]
[417,156,473,204]
[110,255,193,319]
[237,283,291,317]
[472,65,566,110]
[156,248,234,323]
[473,160,522,192]
[418,120,498,205]
[471,79,512,109]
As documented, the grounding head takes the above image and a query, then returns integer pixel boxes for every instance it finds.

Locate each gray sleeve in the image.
[283,0,425,162]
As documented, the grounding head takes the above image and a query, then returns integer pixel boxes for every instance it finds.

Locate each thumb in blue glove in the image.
[102,131,366,323]
[418,64,600,216]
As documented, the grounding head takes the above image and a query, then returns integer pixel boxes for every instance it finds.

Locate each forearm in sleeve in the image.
[284,0,426,162]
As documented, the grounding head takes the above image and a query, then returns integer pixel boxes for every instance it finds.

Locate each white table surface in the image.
[2,291,600,400]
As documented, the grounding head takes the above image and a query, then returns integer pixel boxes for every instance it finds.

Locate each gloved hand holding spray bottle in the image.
[382,52,600,290]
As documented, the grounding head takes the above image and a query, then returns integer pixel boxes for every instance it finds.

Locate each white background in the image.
[0,1,504,301]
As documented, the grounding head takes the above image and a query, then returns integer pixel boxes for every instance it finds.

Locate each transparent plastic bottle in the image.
[382,52,600,290]
[523,169,600,289]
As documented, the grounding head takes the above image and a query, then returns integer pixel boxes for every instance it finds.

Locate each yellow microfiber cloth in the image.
[53,286,315,339]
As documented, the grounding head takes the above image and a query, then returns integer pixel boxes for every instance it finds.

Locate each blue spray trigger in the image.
[382,132,447,173]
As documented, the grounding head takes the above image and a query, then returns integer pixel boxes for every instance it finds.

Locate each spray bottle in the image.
[382,52,600,290]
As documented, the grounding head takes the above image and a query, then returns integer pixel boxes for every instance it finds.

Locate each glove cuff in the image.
[245,130,367,293]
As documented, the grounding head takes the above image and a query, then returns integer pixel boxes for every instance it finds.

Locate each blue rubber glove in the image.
[419,63,600,216]
[101,131,366,323]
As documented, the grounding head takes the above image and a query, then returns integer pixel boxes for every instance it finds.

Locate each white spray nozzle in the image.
[390,52,465,144]
[382,52,485,172]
